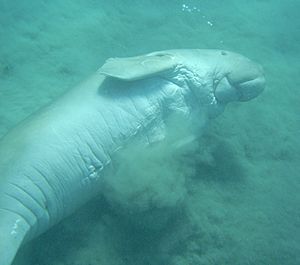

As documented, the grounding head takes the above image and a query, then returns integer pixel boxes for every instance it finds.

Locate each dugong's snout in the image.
[214,52,265,103]
[231,65,265,102]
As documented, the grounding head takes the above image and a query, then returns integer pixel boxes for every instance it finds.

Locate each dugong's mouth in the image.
[234,75,266,101]
[214,65,266,103]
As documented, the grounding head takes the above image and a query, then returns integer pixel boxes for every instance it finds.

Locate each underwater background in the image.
[0,0,299,264]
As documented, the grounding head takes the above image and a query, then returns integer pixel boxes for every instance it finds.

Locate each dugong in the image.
[0,49,265,265]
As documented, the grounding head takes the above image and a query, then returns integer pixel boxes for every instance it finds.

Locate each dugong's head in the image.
[149,49,265,104]
[215,50,265,102]
[100,49,265,105]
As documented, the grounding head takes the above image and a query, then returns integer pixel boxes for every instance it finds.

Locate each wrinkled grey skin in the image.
[0,49,265,265]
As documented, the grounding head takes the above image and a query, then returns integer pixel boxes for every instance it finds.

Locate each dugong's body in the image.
[0,49,265,265]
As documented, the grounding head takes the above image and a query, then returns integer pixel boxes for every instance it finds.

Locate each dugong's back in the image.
[0,72,111,265]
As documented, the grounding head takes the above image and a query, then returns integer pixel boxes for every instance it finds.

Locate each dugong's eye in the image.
[152,52,173,58]
[155,54,166,57]
[221,51,227,56]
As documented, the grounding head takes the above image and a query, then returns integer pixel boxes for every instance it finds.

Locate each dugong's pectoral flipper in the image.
[0,209,30,265]
[99,51,177,81]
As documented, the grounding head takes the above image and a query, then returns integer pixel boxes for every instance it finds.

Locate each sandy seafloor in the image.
[0,0,300,264]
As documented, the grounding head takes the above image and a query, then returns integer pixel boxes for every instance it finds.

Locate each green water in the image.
[0,0,299,264]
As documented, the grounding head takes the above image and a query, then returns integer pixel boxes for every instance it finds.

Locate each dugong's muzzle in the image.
[214,52,265,103]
